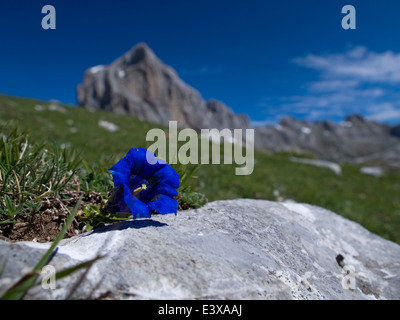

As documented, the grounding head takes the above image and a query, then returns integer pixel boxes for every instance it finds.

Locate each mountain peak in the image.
[345,114,365,123]
[122,42,157,65]
[77,42,250,131]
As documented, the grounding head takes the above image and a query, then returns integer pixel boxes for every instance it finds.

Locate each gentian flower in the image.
[106,148,180,218]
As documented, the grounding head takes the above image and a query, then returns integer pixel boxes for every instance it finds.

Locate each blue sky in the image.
[1,0,400,125]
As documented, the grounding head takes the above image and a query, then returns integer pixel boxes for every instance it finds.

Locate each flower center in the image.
[132,183,147,196]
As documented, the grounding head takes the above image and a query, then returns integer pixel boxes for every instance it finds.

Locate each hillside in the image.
[76,42,400,169]
[1,93,400,244]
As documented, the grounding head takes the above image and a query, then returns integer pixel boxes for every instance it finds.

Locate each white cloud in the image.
[366,102,400,122]
[294,46,400,84]
[280,47,400,123]
[308,80,359,92]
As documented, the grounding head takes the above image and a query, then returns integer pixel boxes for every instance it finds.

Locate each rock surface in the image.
[255,115,400,170]
[1,199,399,300]
[289,157,342,175]
[77,43,250,132]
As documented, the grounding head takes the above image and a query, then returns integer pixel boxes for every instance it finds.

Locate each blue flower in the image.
[106,148,180,218]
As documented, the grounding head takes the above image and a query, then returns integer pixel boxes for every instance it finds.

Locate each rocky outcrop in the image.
[77,43,250,132]
[255,115,400,170]
[1,199,399,300]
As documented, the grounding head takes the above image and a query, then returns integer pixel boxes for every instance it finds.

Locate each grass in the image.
[0,127,80,223]
[0,93,399,244]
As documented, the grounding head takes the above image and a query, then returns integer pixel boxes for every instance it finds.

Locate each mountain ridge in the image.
[77,42,400,169]
[255,114,400,169]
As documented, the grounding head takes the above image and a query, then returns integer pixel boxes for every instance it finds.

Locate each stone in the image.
[360,166,384,178]
[1,199,399,300]
[290,157,342,175]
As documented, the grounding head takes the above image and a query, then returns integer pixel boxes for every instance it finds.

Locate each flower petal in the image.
[105,184,151,219]
[147,194,179,215]
[147,164,180,189]
[126,148,166,179]
[122,184,151,218]
[106,185,131,213]
[153,183,179,198]
[137,182,178,203]
[108,158,130,187]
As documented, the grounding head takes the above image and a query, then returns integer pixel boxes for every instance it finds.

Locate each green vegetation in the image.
[0,127,80,222]
[1,94,399,244]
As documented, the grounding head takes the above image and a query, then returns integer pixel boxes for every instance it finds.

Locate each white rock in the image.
[1,199,399,300]
[118,69,126,78]
[48,104,66,113]
[290,157,342,175]
[98,120,119,132]
[340,121,353,127]
[301,127,311,134]
[89,65,105,74]
[360,166,384,177]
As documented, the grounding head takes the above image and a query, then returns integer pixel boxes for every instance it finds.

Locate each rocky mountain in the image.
[77,43,250,131]
[77,42,399,169]
[255,115,400,170]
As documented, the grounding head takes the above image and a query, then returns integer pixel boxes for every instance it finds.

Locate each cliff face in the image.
[77,43,250,131]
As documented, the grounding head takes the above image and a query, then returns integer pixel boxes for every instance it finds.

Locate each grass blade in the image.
[0,196,82,300]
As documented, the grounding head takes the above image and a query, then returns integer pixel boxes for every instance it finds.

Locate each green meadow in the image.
[1,94,399,244]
